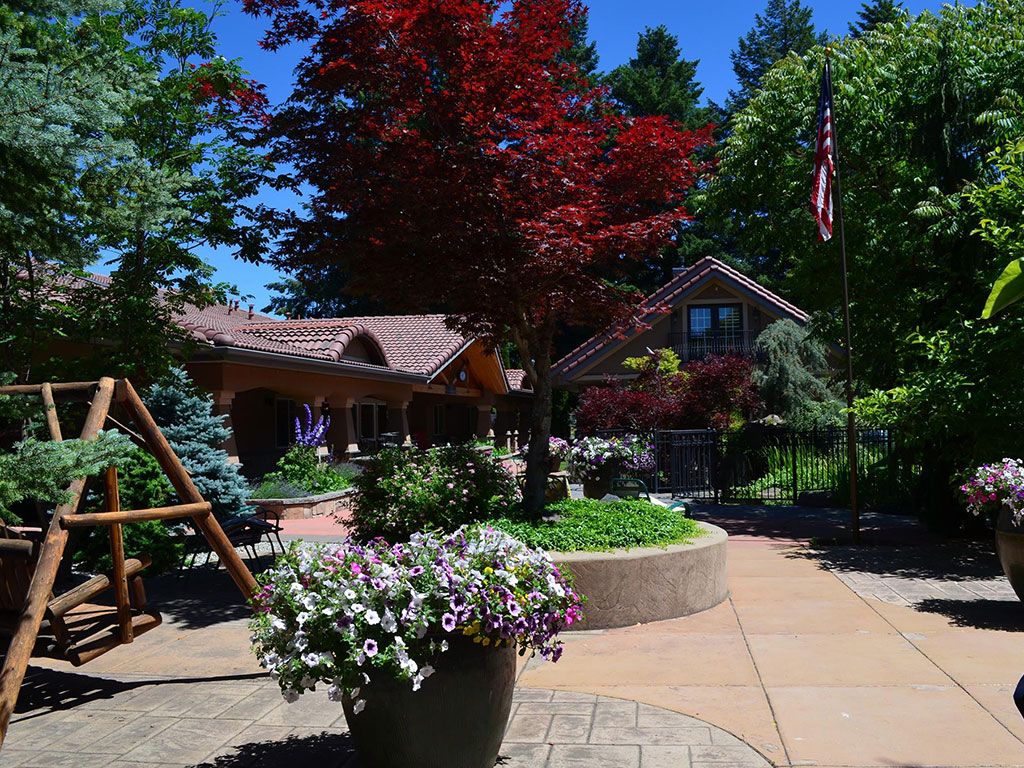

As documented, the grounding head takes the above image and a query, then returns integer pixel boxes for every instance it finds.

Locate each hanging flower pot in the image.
[961,458,1024,602]
[250,527,582,768]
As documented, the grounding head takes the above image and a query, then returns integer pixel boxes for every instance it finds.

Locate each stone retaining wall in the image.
[553,521,728,630]
[249,488,355,520]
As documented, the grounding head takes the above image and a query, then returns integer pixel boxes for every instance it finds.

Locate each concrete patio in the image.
[4,504,1024,767]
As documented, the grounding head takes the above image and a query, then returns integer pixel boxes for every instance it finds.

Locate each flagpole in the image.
[825,51,860,544]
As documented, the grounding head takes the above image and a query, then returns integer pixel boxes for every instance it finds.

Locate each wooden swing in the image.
[0,378,258,747]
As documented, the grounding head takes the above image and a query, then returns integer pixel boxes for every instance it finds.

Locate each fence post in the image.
[791,431,799,504]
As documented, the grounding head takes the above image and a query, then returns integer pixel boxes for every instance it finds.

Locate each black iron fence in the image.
[599,426,913,508]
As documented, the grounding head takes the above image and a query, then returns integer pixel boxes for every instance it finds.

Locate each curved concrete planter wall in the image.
[249,488,355,520]
[553,521,728,630]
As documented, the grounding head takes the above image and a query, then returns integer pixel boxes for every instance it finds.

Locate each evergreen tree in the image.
[560,11,599,84]
[849,0,906,37]
[607,26,717,129]
[751,320,842,428]
[144,368,250,518]
[0,1,141,380]
[727,0,823,112]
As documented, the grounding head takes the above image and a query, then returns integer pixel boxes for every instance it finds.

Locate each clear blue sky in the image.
[111,0,949,313]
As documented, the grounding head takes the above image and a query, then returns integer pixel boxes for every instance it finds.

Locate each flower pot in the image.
[995,508,1024,602]
[549,456,563,474]
[582,464,619,499]
[342,633,516,768]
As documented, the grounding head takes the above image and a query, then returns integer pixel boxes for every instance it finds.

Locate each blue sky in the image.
[109,0,949,313]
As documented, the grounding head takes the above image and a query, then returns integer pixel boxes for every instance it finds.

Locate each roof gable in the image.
[554,257,809,380]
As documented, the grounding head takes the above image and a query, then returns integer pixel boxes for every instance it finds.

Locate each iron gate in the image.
[612,427,903,507]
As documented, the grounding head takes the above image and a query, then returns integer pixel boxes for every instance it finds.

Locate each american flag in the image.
[811,62,835,242]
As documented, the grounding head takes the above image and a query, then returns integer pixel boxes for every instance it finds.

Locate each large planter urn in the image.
[582,464,619,499]
[995,508,1024,602]
[342,633,516,768]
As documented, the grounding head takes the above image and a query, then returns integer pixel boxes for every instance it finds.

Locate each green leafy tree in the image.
[848,0,906,37]
[701,0,1024,527]
[144,367,250,517]
[727,0,824,113]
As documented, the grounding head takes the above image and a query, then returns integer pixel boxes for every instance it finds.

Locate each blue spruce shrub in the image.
[144,368,250,518]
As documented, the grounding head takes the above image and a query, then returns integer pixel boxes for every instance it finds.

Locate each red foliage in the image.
[678,355,762,430]
[575,355,762,435]
[243,0,712,351]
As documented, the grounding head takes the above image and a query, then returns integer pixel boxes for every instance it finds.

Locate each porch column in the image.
[211,390,239,463]
[388,401,412,446]
[343,397,360,456]
[475,404,494,441]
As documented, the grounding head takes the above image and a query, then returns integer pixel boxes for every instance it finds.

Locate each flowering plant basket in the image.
[548,436,569,460]
[567,435,655,482]
[250,526,581,713]
[960,458,1024,526]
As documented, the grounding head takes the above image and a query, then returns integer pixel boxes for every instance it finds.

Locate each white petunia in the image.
[364,609,381,625]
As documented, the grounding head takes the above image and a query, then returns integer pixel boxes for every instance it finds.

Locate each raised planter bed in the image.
[248,488,355,521]
[552,521,728,630]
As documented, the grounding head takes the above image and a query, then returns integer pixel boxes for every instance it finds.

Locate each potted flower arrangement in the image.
[548,436,569,474]
[961,458,1024,600]
[250,525,581,768]
[568,435,656,498]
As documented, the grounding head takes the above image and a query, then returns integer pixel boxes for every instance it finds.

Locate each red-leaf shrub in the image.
[575,355,761,434]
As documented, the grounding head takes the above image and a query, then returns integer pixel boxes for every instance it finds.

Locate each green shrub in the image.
[261,445,358,496]
[116,448,175,510]
[351,444,519,541]
[487,498,701,552]
[74,519,183,575]
[250,477,311,500]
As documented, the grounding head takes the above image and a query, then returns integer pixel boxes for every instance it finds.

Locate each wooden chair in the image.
[0,534,161,666]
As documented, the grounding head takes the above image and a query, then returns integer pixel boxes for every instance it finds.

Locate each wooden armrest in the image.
[0,539,36,559]
[48,555,152,618]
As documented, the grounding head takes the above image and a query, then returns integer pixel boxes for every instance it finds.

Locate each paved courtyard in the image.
[3,504,1024,767]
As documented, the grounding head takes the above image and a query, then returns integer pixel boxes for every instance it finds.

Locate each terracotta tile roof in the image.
[505,369,531,391]
[54,270,517,387]
[233,315,467,376]
[554,257,810,379]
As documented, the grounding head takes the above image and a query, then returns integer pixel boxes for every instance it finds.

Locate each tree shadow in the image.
[688,503,923,544]
[914,598,1024,632]
[787,539,1003,582]
[11,665,265,719]
[190,732,358,767]
[144,566,257,630]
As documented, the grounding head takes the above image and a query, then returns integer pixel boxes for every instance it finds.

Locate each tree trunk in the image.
[522,351,553,517]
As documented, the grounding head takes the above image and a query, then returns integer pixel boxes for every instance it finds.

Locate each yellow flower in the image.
[481,637,491,647]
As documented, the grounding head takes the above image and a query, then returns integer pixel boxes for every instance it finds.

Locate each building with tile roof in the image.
[553,257,812,389]
[48,273,533,475]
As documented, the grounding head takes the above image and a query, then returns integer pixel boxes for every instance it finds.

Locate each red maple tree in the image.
[245,0,712,512]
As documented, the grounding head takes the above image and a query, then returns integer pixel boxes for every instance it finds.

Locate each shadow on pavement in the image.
[787,539,1003,581]
[914,597,1024,632]
[12,665,265,718]
[191,732,357,767]
[145,566,258,630]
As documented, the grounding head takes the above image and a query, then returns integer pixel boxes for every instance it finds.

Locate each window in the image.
[275,398,297,448]
[433,404,446,436]
[688,304,743,336]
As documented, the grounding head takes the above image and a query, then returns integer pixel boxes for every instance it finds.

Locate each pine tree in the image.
[848,0,906,37]
[607,26,717,129]
[728,0,823,112]
[560,12,599,84]
[144,368,250,518]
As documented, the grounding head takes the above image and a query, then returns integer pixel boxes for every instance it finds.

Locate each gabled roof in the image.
[55,270,527,391]
[554,257,809,380]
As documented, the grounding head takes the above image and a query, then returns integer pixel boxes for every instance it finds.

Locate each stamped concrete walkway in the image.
[4,504,1024,767]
